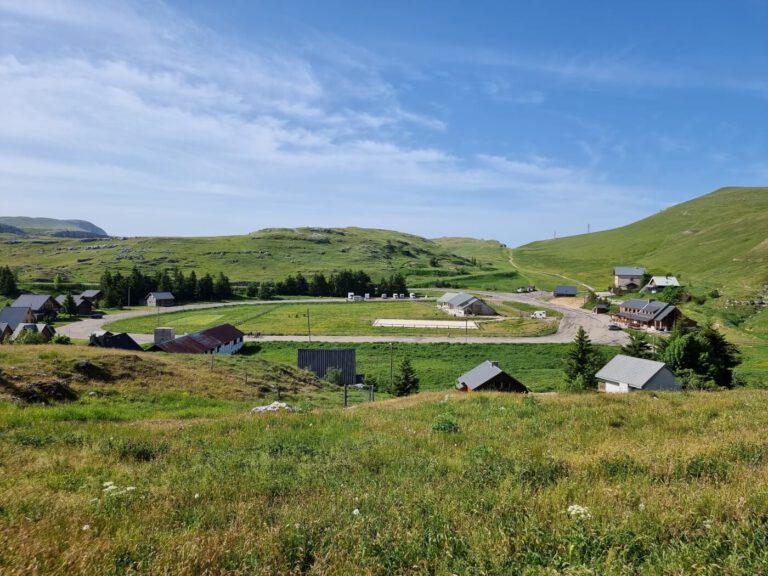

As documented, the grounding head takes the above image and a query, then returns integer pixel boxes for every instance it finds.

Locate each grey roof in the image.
[596,355,669,389]
[55,295,86,306]
[619,299,676,323]
[0,322,10,336]
[648,276,680,287]
[444,293,477,308]
[614,266,646,277]
[12,323,55,340]
[456,361,503,391]
[554,285,577,296]
[147,291,175,300]
[80,289,102,298]
[0,306,34,330]
[438,292,459,303]
[12,294,59,311]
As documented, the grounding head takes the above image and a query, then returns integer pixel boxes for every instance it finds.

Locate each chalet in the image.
[145,292,175,307]
[151,323,244,355]
[89,331,143,352]
[438,292,496,316]
[80,289,103,305]
[640,276,681,294]
[0,306,36,331]
[553,286,578,297]
[12,323,56,342]
[11,294,60,321]
[55,295,93,316]
[298,348,358,385]
[592,303,610,314]
[613,299,679,331]
[455,361,528,393]
[596,355,681,393]
[613,267,646,292]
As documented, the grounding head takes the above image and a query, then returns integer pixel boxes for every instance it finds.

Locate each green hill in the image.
[0,226,517,287]
[0,216,108,237]
[511,187,768,295]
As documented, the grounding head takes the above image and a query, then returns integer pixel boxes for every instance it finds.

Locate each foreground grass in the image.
[2,389,768,574]
[105,300,557,338]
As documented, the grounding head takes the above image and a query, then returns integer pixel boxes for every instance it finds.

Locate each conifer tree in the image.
[565,326,601,389]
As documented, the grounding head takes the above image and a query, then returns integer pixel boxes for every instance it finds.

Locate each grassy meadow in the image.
[3,349,768,574]
[104,300,557,338]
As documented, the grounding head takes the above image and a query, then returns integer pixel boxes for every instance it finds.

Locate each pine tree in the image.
[61,293,78,318]
[621,331,653,359]
[392,357,419,396]
[0,266,18,296]
[565,326,601,389]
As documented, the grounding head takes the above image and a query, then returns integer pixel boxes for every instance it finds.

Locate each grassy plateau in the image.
[1,344,768,574]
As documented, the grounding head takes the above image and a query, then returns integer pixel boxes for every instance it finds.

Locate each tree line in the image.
[99,267,232,308]
[250,270,408,300]
[0,266,18,297]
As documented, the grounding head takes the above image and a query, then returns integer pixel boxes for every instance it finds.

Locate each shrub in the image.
[432,413,460,433]
[52,334,71,345]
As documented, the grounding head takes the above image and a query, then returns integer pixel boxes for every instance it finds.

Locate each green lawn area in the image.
[104,300,558,337]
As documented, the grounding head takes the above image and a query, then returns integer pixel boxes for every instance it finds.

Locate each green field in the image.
[105,300,557,338]
[0,226,519,289]
[3,345,768,573]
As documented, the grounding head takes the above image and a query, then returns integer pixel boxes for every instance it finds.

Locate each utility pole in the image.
[389,342,394,391]
[343,381,348,408]
[307,308,311,343]
[127,286,131,308]
[465,317,468,344]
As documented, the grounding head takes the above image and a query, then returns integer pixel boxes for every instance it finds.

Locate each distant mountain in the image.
[0,217,108,237]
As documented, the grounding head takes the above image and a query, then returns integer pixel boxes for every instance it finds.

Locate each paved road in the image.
[59,292,628,346]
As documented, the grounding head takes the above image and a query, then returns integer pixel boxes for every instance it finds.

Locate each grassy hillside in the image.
[2,353,768,574]
[0,226,518,288]
[0,216,108,236]
[512,187,768,295]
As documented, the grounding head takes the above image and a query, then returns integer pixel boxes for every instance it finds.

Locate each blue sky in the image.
[0,0,766,245]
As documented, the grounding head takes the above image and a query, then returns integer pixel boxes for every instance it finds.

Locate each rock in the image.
[251,401,294,414]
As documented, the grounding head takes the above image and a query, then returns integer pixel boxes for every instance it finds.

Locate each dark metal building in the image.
[298,348,357,385]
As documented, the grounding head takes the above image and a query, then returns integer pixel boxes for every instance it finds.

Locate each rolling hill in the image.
[0,226,517,287]
[511,187,768,296]
[0,217,108,237]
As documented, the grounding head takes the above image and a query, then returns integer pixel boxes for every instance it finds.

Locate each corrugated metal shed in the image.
[553,286,578,297]
[298,348,357,385]
[155,323,244,354]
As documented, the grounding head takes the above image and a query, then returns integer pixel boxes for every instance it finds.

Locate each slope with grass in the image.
[512,187,768,295]
[0,226,518,288]
[2,363,768,574]
[0,216,108,237]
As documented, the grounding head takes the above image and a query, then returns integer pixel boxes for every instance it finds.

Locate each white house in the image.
[640,276,681,294]
[596,354,681,393]
[438,292,496,316]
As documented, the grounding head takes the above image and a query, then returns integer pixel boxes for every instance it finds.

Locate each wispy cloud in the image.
[0,0,664,243]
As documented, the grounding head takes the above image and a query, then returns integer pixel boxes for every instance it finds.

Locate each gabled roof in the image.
[146,291,175,300]
[0,322,11,336]
[596,355,670,389]
[12,323,55,340]
[617,299,677,323]
[55,295,87,306]
[90,332,143,352]
[12,294,59,311]
[80,289,102,299]
[457,361,504,390]
[437,292,459,303]
[155,323,244,353]
[0,306,34,330]
[554,285,578,296]
[444,293,477,308]
[647,276,680,287]
[614,266,646,277]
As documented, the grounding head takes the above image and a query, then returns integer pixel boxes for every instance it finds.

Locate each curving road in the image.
[58,292,628,346]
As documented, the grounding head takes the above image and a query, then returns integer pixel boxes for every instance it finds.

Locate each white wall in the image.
[604,381,629,394]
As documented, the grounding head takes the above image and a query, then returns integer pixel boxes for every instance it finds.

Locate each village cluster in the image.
[0,264,700,395]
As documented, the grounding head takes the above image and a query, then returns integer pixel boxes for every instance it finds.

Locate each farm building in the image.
[55,295,93,316]
[613,299,680,331]
[80,289,103,304]
[298,348,358,385]
[0,306,35,331]
[11,294,60,321]
[89,331,143,352]
[596,355,681,393]
[455,361,528,393]
[145,292,176,307]
[12,323,56,342]
[592,303,610,314]
[438,292,496,316]
[640,276,681,294]
[151,324,245,354]
[553,286,577,297]
[613,267,646,291]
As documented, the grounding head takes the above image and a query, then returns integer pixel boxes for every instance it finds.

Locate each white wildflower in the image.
[352,508,360,516]
[102,481,114,487]
[703,519,713,530]
[567,504,592,519]
[194,493,200,499]
[638,503,646,511]
[125,486,136,492]
[102,485,117,492]
[82,524,91,531]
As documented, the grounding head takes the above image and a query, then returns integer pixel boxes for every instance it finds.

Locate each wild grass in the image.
[2,387,768,574]
[104,300,558,337]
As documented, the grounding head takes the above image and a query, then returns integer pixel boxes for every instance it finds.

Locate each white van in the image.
[347,292,355,301]
[409,293,416,299]
[531,310,547,319]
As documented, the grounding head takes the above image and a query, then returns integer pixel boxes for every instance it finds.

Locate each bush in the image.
[52,334,71,345]
[432,413,460,433]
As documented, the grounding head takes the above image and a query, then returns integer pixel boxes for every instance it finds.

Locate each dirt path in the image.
[68,290,627,346]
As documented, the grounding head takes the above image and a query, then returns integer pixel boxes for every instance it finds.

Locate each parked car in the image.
[608,323,621,331]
